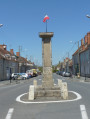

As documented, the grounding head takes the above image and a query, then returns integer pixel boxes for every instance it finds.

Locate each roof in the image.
[80,46,89,54]
[0,48,18,62]
[17,56,28,63]
[0,48,11,55]
[0,45,33,64]
[72,46,81,56]
[73,44,90,56]
[73,32,90,56]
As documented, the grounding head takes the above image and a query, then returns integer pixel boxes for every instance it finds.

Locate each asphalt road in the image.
[0,73,90,119]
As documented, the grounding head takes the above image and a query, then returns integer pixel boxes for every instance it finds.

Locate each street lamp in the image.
[0,24,3,27]
[86,14,90,18]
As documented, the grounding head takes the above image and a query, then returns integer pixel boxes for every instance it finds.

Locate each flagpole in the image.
[46,20,47,32]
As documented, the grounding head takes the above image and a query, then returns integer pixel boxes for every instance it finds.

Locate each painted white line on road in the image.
[80,105,88,119]
[5,108,14,119]
[16,91,82,104]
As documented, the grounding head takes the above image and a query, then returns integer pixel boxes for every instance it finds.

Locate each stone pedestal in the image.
[39,32,54,88]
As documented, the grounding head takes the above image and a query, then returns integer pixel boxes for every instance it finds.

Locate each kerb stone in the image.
[61,82,68,99]
[28,85,34,100]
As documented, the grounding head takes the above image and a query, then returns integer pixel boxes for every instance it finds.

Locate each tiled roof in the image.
[0,48,11,55]
[72,46,81,56]
[72,44,89,56]
[80,46,89,54]
[0,48,18,62]
[0,46,33,64]
[17,56,28,63]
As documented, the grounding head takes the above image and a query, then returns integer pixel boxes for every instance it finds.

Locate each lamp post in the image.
[86,14,90,18]
[0,24,3,27]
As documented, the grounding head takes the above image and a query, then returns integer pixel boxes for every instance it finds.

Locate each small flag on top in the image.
[43,15,49,22]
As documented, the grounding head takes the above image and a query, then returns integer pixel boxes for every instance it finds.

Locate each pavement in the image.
[0,79,31,87]
[0,80,13,86]
[67,75,90,82]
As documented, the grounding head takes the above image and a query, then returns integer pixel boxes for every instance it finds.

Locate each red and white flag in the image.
[43,15,49,22]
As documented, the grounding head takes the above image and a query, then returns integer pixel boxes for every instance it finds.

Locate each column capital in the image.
[39,32,54,38]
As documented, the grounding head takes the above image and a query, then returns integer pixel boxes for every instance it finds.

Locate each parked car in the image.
[64,72,72,77]
[11,73,19,80]
[19,73,28,79]
[56,71,61,75]
[56,71,59,74]
[62,71,66,76]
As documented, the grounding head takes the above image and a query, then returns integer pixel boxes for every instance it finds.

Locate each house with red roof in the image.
[0,44,19,81]
[72,32,90,77]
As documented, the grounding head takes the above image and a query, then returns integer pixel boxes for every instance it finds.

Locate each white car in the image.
[11,73,19,80]
[62,72,66,76]
[20,73,28,79]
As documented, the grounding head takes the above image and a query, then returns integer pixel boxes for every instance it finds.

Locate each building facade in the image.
[0,45,19,81]
[73,32,90,77]
[80,46,90,77]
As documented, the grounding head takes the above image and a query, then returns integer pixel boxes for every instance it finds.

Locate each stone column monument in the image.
[39,32,54,88]
[28,32,68,100]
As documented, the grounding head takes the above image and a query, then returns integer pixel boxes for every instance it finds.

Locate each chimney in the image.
[84,35,88,44]
[16,52,20,57]
[10,49,14,55]
[81,38,85,50]
[82,45,85,50]
[0,44,7,50]
[87,32,90,45]
[81,38,84,46]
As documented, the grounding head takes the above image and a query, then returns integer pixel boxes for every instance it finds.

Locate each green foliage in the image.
[38,66,43,72]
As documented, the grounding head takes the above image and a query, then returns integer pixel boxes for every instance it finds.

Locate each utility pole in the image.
[67,52,69,72]
[18,46,21,73]
[19,46,21,56]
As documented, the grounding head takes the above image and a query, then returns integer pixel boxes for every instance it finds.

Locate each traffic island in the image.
[16,90,81,104]
[22,92,76,102]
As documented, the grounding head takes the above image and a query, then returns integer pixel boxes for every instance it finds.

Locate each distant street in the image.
[0,73,90,119]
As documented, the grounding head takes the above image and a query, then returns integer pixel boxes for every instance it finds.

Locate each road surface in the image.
[0,73,90,119]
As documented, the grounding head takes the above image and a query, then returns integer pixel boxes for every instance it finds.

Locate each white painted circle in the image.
[16,91,82,104]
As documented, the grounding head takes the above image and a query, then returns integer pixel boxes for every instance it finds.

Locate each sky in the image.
[0,0,90,65]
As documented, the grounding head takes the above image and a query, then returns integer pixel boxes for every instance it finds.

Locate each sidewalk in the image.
[68,75,90,82]
[0,80,20,87]
[0,79,28,87]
